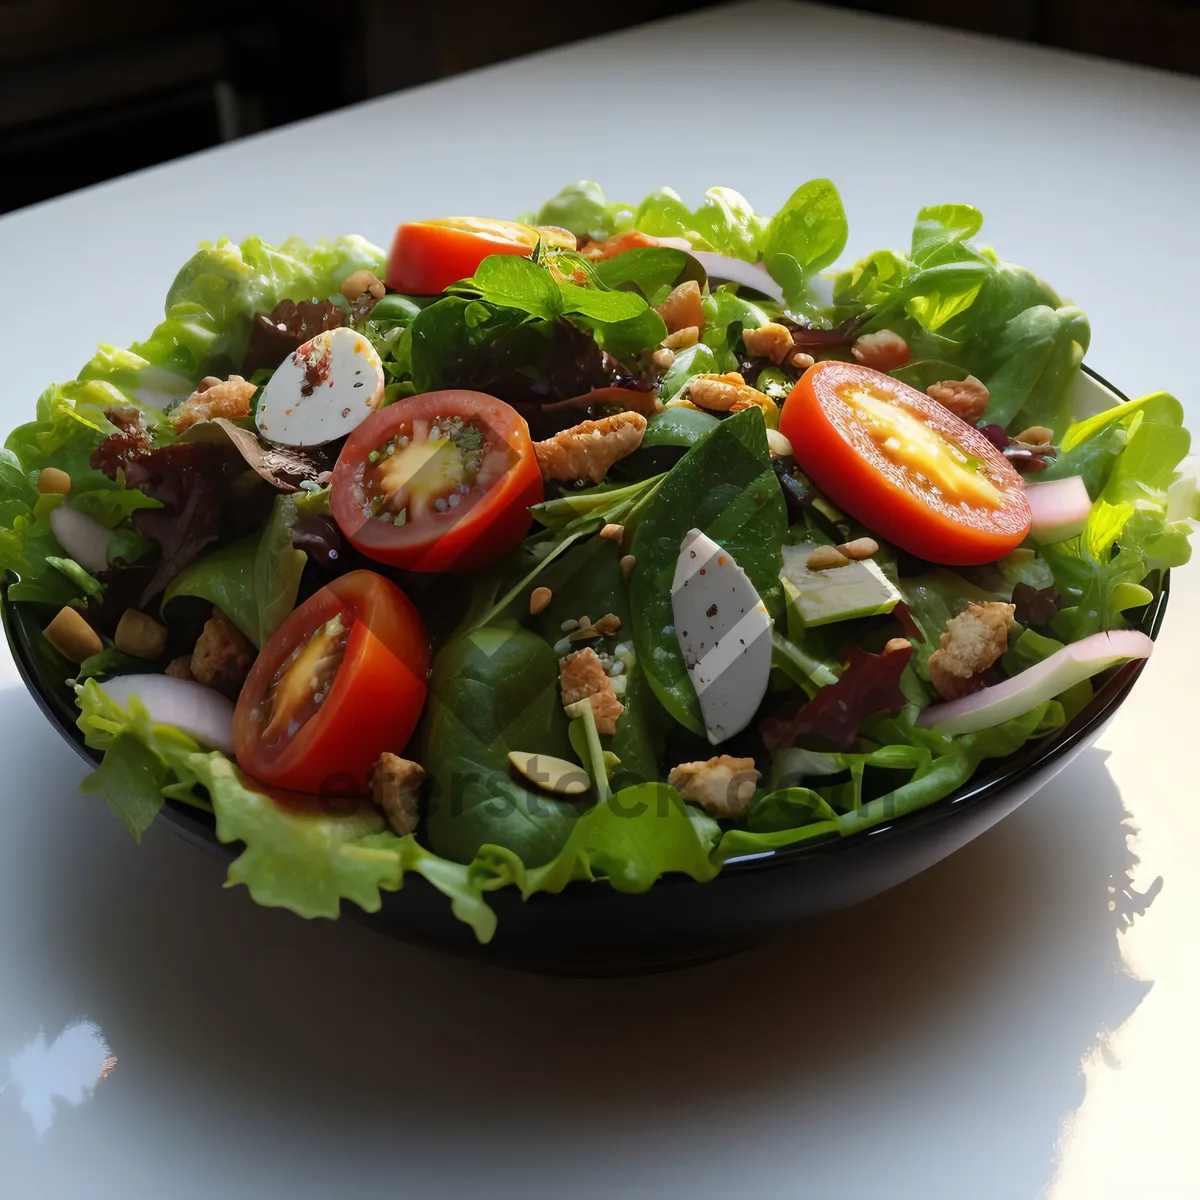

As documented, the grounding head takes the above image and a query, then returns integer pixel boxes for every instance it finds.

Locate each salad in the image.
[1,179,1195,943]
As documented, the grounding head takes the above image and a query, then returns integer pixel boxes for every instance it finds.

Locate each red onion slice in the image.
[49,504,112,574]
[688,252,786,305]
[1026,475,1092,544]
[917,629,1153,736]
[99,674,235,755]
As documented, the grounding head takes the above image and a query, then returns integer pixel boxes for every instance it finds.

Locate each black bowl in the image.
[2,373,1169,975]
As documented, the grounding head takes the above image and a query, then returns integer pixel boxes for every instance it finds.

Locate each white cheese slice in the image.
[671,529,773,745]
[255,326,385,447]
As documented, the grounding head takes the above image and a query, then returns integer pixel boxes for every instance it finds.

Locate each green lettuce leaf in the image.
[528,181,635,243]
[830,205,1089,435]
[1042,391,1192,640]
[162,494,305,646]
[761,178,849,311]
[717,703,1056,860]
[633,186,766,260]
[68,486,161,528]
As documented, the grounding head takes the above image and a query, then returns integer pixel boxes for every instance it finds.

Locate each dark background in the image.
[3,0,1199,215]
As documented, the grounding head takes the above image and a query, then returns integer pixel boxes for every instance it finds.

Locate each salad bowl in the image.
[2,174,1192,974]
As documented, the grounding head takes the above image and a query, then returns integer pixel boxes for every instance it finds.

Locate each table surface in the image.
[2,2,1198,1196]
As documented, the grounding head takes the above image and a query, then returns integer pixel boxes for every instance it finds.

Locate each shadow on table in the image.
[5,679,1156,1198]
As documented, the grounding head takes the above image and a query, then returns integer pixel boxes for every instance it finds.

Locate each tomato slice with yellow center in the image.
[331,390,542,572]
[780,362,1031,564]
[386,217,576,295]
[233,571,429,794]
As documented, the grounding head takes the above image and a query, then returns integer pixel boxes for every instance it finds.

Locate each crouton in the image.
[668,755,760,820]
[559,647,624,734]
[928,601,1016,700]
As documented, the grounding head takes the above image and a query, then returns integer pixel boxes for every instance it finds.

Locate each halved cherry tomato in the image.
[330,390,542,573]
[233,571,429,794]
[386,217,575,295]
[780,362,1031,565]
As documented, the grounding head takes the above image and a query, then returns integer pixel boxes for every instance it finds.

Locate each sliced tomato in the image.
[386,217,575,295]
[233,571,429,794]
[330,390,542,572]
[780,362,1031,565]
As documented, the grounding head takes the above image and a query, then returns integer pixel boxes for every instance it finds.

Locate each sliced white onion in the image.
[917,629,1153,736]
[688,252,786,304]
[50,504,112,574]
[1026,475,1092,544]
[99,674,235,755]
[654,236,694,252]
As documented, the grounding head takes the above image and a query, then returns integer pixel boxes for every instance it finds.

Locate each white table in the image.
[2,3,1197,1195]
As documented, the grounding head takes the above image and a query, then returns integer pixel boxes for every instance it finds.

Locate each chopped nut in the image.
[650,347,676,372]
[600,522,624,543]
[165,656,194,681]
[788,350,816,371]
[668,755,760,820]
[835,537,879,560]
[884,637,912,655]
[928,601,1016,700]
[171,375,257,432]
[43,607,102,664]
[340,268,386,303]
[681,372,776,418]
[190,608,256,699]
[592,613,622,635]
[927,375,989,424]
[559,647,624,734]
[657,281,705,334]
[742,321,795,365]
[529,586,553,616]
[851,329,911,372]
[765,428,794,458]
[806,545,850,571]
[662,325,700,351]
[534,411,647,485]
[36,467,71,495]
[507,751,590,796]
[620,554,636,578]
[1014,425,1054,447]
[114,609,168,660]
[371,753,425,837]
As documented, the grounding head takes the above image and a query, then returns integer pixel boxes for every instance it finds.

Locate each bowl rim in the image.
[0,366,1169,882]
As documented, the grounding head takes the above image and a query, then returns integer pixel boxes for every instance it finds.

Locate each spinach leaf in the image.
[592,247,689,297]
[587,307,668,363]
[422,623,580,866]
[641,407,720,450]
[409,297,537,393]
[629,408,787,734]
[661,342,724,399]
